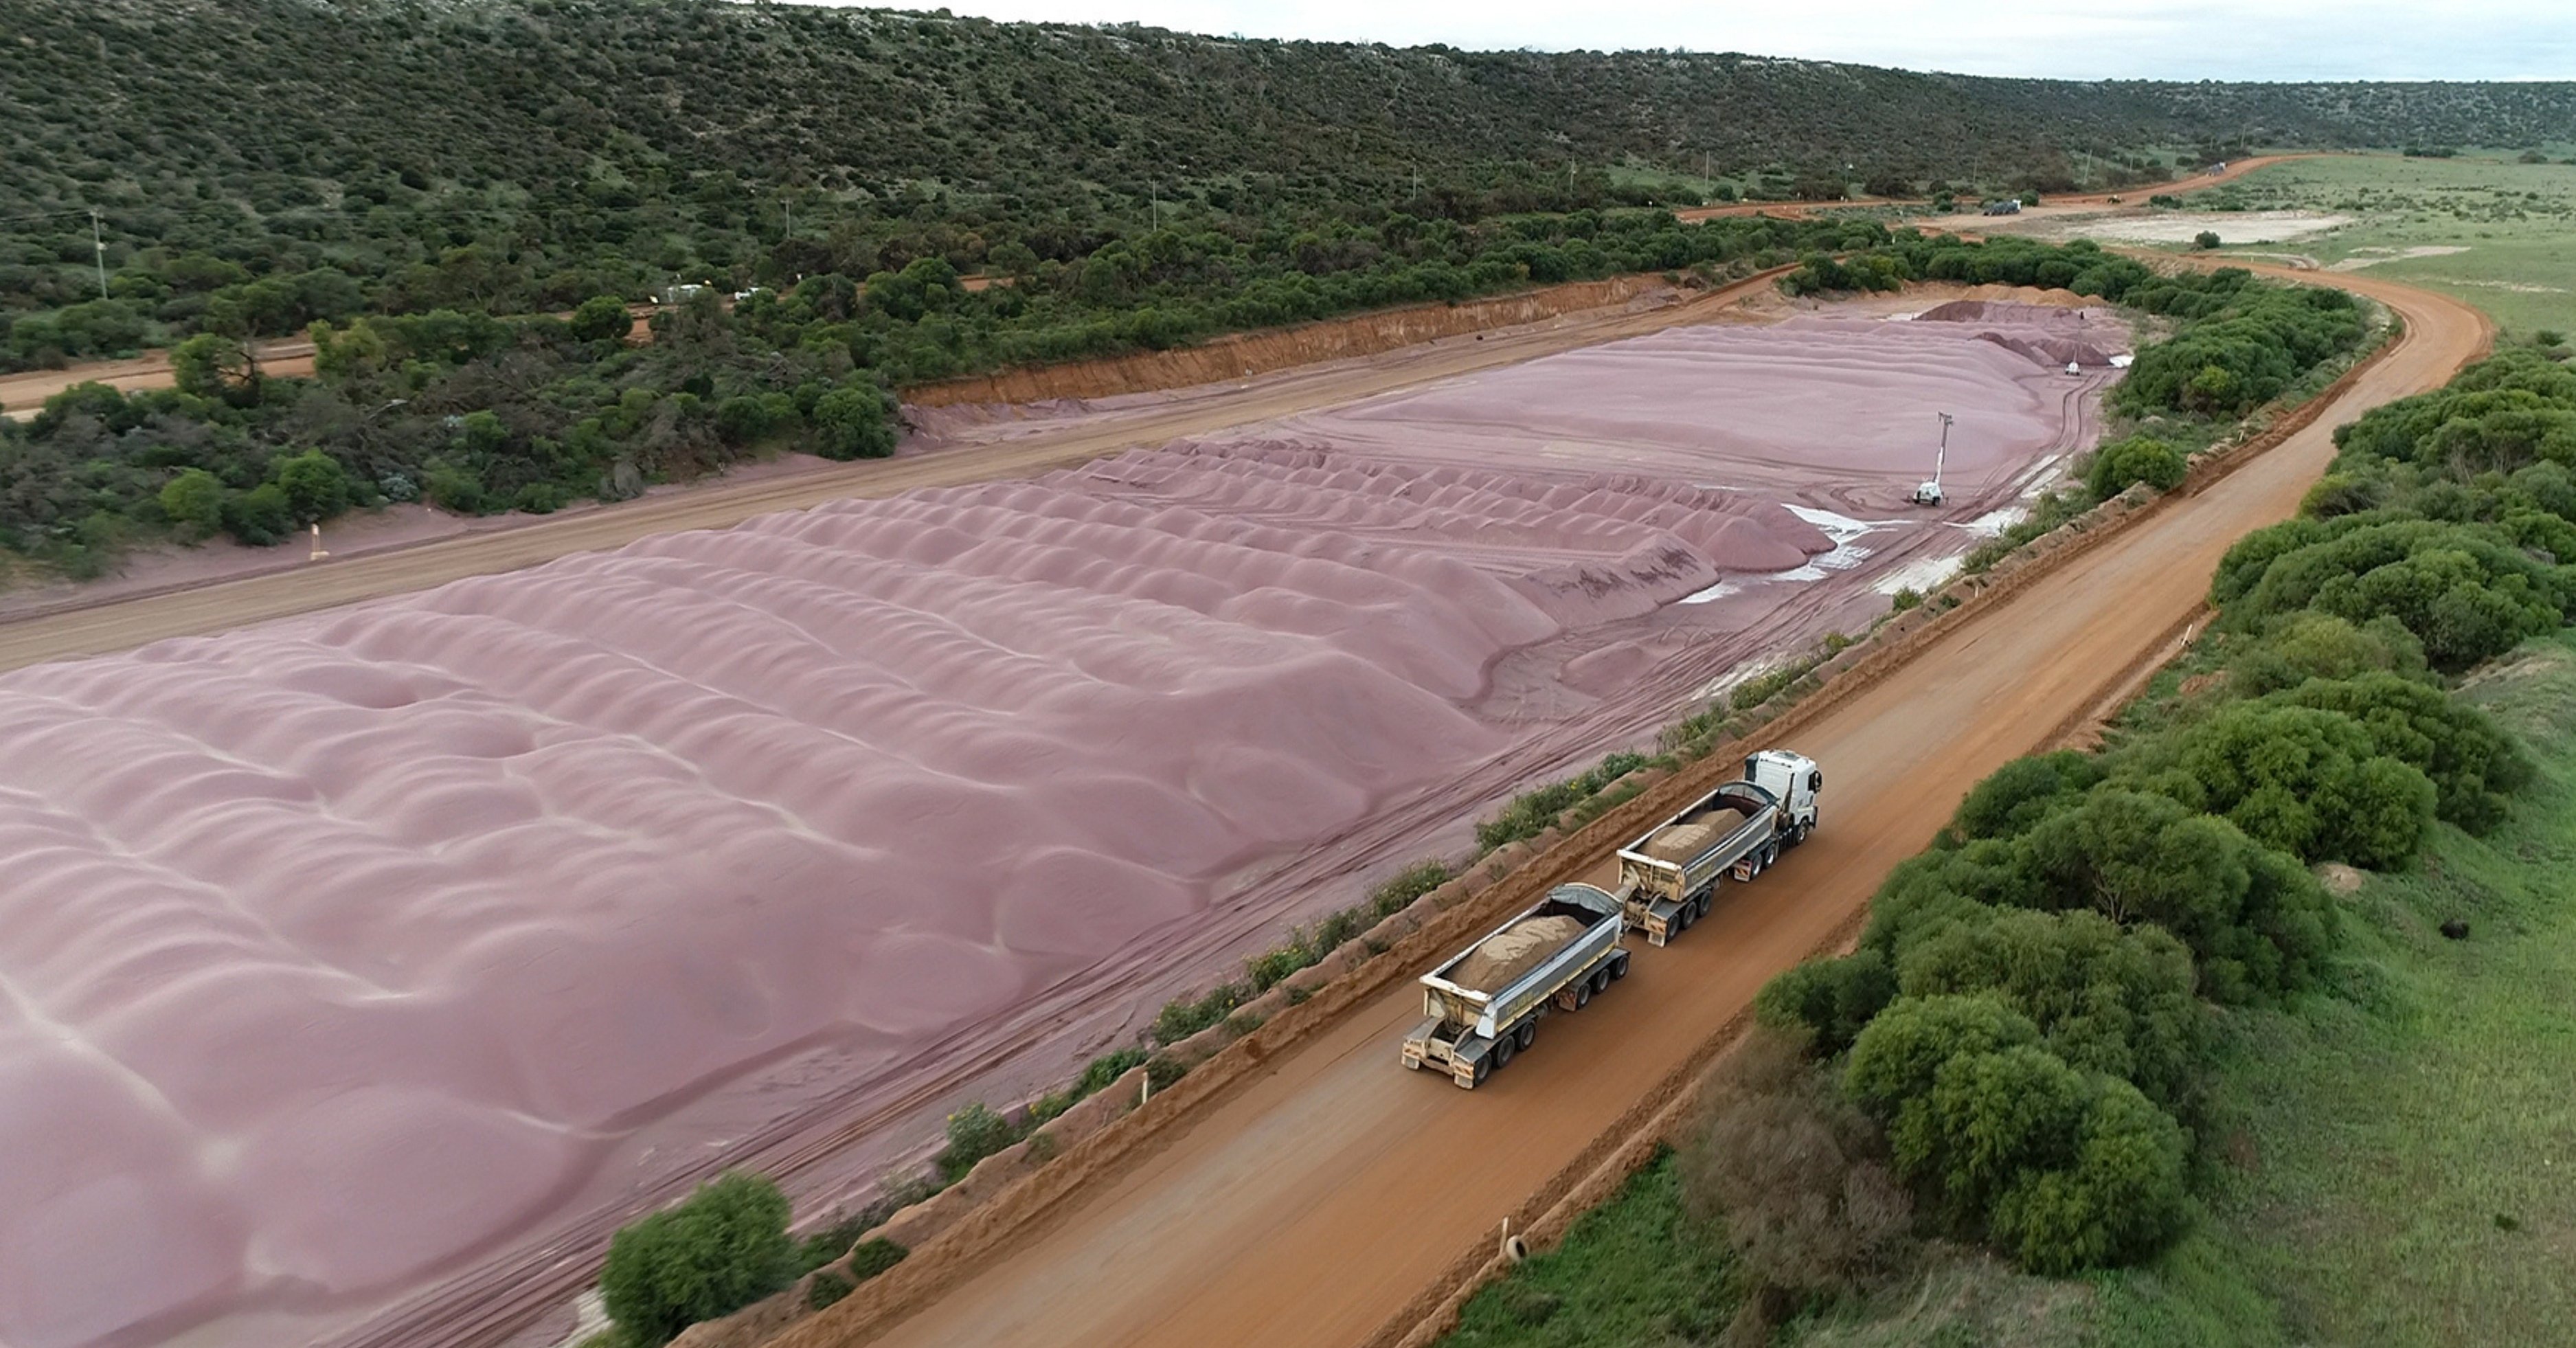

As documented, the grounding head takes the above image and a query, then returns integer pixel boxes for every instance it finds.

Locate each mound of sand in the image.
[0,298,2124,1348]
[1449,915,1587,993]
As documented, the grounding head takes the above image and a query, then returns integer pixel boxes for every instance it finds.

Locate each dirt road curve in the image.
[0,275,1777,674]
[835,267,2488,1348]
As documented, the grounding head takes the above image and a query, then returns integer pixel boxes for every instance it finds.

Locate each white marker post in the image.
[308,522,329,562]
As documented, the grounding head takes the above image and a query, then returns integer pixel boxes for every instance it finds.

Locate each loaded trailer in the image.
[1400,883,1629,1088]
[1615,749,1822,945]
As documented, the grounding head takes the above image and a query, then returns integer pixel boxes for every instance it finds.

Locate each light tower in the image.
[1912,412,1954,506]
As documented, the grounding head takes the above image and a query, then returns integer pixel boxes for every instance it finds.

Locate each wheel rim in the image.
[1574,982,1590,1008]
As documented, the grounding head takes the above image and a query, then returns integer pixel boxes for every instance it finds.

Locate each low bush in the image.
[1474,752,1647,851]
[805,1270,855,1311]
[600,1173,795,1348]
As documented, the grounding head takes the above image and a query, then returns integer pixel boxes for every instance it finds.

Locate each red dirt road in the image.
[832,267,2489,1348]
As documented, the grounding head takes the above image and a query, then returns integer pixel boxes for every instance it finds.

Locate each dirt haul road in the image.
[828,267,2489,1348]
[0,273,1781,674]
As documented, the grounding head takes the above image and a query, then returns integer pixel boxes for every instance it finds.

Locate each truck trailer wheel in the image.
[1572,979,1592,1009]
[1515,1020,1537,1052]
[1591,966,1612,996]
[1491,1036,1515,1070]
[1611,952,1631,980]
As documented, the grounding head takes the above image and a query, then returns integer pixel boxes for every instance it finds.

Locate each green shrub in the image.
[600,1173,795,1348]
[271,449,352,522]
[158,468,226,539]
[1475,752,1647,851]
[1151,982,1245,1046]
[425,465,489,514]
[846,1237,907,1280]
[934,1103,1022,1181]
[813,382,897,460]
[2083,434,2189,499]
[805,1270,855,1311]
[218,482,294,546]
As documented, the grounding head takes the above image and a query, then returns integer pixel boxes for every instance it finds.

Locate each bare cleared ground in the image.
[0,287,2121,1348]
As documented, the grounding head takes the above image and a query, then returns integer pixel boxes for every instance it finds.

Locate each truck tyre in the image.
[1590,967,1612,996]
[1790,820,1811,846]
[1674,903,1695,933]
[1491,1036,1515,1070]
[1472,1057,1491,1086]
[1612,952,1631,980]
[1515,1020,1537,1052]
[1573,979,1591,1009]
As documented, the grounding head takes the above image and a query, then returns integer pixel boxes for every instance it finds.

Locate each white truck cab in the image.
[1743,749,1822,840]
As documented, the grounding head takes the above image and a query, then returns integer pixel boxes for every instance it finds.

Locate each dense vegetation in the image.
[1445,340,2576,1347]
[0,207,1893,575]
[5,0,2575,374]
[0,225,2371,580]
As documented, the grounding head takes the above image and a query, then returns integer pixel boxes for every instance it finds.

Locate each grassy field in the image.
[1441,1157,1738,1347]
[1999,153,2576,339]
[2203,153,2576,338]
[1441,633,2576,1348]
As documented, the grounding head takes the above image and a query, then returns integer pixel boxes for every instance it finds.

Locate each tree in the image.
[813,382,897,460]
[2193,230,2222,249]
[1755,949,1895,1055]
[1680,1027,1911,1342]
[170,332,259,403]
[218,483,294,546]
[572,294,636,344]
[272,450,352,524]
[2083,435,2189,499]
[1947,750,2100,842]
[1983,1072,2189,1274]
[600,1172,795,1348]
[159,469,227,539]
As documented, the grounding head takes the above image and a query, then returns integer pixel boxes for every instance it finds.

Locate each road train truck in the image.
[1400,883,1630,1088]
[1614,749,1822,945]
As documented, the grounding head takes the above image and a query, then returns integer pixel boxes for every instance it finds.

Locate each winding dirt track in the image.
[0,274,1781,674]
[820,267,2489,1348]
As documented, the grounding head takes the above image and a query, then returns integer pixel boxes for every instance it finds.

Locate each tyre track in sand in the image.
[800,267,2489,1348]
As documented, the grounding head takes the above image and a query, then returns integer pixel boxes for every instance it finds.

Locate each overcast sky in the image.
[901,1,2574,82]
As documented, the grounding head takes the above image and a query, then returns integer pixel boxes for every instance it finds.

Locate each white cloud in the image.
[850,0,2576,81]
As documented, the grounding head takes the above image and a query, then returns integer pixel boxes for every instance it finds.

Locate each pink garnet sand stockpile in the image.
[0,306,2116,1348]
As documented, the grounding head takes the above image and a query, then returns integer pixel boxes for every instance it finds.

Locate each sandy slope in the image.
[824,267,2492,1348]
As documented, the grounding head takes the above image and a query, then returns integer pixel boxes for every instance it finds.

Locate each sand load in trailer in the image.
[1616,749,1822,945]
[1400,884,1629,1088]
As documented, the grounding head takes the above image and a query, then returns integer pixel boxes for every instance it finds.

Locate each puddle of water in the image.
[1678,580,1743,605]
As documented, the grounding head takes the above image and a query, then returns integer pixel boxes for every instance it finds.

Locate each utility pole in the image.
[89,209,109,298]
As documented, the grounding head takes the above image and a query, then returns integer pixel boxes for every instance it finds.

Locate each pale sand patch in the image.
[2327,245,2472,272]
[2052,210,2355,245]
